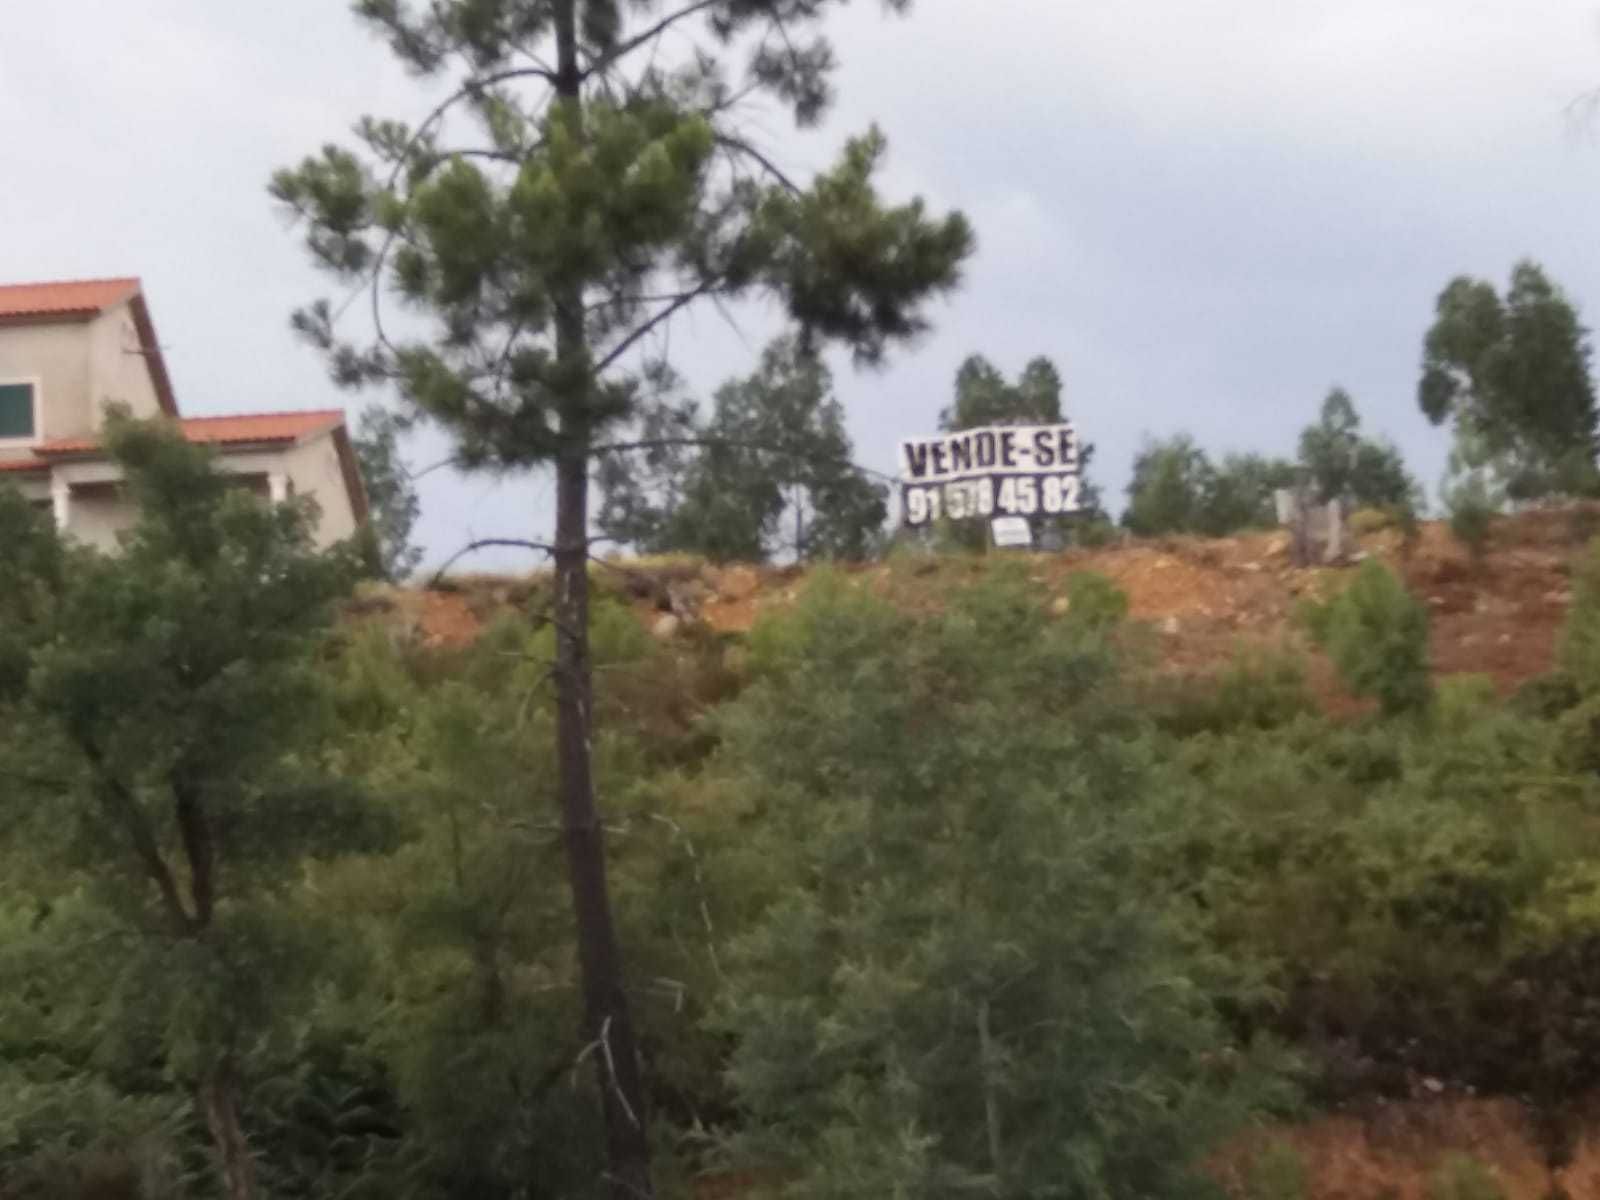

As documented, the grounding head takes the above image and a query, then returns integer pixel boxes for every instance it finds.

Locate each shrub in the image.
[1243,1139,1309,1200]
[1347,506,1392,536]
[1062,569,1129,632]
[1307,562,1432,715]
[1152,647,1316,738]
[1444,474,1498,562]
[1508,671,1581,720]
[712,571,1293,1198]
[1559,539,1600,698]
[1428,1155,1505,1200]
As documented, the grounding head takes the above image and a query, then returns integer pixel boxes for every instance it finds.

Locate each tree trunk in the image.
[551,4,654,1196]
[200,1059,258,1200]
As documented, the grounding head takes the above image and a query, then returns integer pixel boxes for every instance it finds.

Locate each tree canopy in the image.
[1298,388,1417,511]
[1419,260,1599,499]
[0,414,378,1200]
[597,337,887,562]
[1122,435,1294,538]
[274,3,973,1192]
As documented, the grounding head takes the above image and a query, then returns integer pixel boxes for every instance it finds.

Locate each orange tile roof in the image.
[38,410,346,456]
[0,277,141,320]
[0,456,48,473]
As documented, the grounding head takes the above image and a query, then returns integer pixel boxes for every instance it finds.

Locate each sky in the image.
[8,0,1600,568]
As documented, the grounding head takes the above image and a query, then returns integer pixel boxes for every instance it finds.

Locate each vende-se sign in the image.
[899,422,1082,528]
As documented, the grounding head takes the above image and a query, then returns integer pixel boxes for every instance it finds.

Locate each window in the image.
[0,383,35,440]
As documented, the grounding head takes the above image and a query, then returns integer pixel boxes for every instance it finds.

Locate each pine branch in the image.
[593,279,728,374]
[581,0,722,82]
[714,132,800,193]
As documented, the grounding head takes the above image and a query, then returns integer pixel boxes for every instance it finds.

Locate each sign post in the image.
[898,422,1083,543]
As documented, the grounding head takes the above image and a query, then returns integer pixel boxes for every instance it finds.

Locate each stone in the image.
[1160,616,1181,636]
[666,579,708,616]
[652,614,680,640]
[717,565,761,601]
[1050,596,1072,616]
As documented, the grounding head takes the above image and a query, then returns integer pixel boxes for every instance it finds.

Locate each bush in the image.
[1428,1154,1505,1200]
[1151,647,1316,738]
[1347,506,1392,536]
[1062,569,1129,632]
[1508,671,1581,720]
[1306,562,1432,715]
[712,572,1293,1198]
[1559,539,1600,698]
[1445,475,1497,562]
[1243,1139,1309,1200]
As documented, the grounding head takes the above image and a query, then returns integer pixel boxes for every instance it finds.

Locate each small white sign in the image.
[991,516,1033,549]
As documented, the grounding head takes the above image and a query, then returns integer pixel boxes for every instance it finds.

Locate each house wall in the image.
[283,434,359,547]
[0,321,91,452]
[87,303,166,429]
[48,435,358,553]
[58,471,273,552]
[167,437,358,549]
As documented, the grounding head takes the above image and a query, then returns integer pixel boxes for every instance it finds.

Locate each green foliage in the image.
[1151,646,1316,738]
[1507,670,1581,720]
[1122,435,1294,538]
[1305,561,1432,715]
[1442,445,1500,562]
[1242,1140,1309,1200]
[1427,1155,1506,1200]
[351,402,423,581]
[1559,538,1600,698]
[1123,434,1214,536]
[274,9,973,469]
[711,570,1292,1197]
[597,338,887,562]
[1204,452,1300,536]
[1062,568,1128,631]
[1419,260,1600,500]
[278,8,973,1190]
[940,354,1064,430]
[934,354,1107,548]
[1298,388,1418,510]
[0,414,377,1198]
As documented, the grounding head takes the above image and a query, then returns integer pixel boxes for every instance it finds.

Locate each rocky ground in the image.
[376,505,1594,714]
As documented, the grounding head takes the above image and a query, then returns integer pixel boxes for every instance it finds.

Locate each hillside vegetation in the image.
[15,440,1600,1199]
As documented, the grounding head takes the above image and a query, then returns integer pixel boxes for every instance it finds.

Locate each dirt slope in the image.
[392,507,1590,709]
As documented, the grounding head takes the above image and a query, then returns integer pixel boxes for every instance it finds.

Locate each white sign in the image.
[898,422,1081,528]
[990,516,1033,548]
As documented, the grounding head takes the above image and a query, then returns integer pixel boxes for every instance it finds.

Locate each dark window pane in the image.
[0,384,34,439]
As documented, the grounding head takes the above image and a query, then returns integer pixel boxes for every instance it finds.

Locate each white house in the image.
[0,276,366,549]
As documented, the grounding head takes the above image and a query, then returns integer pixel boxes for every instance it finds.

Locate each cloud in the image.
[7,0,1600,559]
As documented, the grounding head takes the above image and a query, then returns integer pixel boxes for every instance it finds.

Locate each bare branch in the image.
[592,435,899,485]
[582,0,722,82]
[715,132,801,193]
[594,279,727,374]
[426,537,557,587]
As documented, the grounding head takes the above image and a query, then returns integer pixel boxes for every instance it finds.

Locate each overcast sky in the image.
[8,1,1600,567]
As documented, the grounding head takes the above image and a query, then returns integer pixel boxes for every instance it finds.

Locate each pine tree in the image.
[271,3,972,1193]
